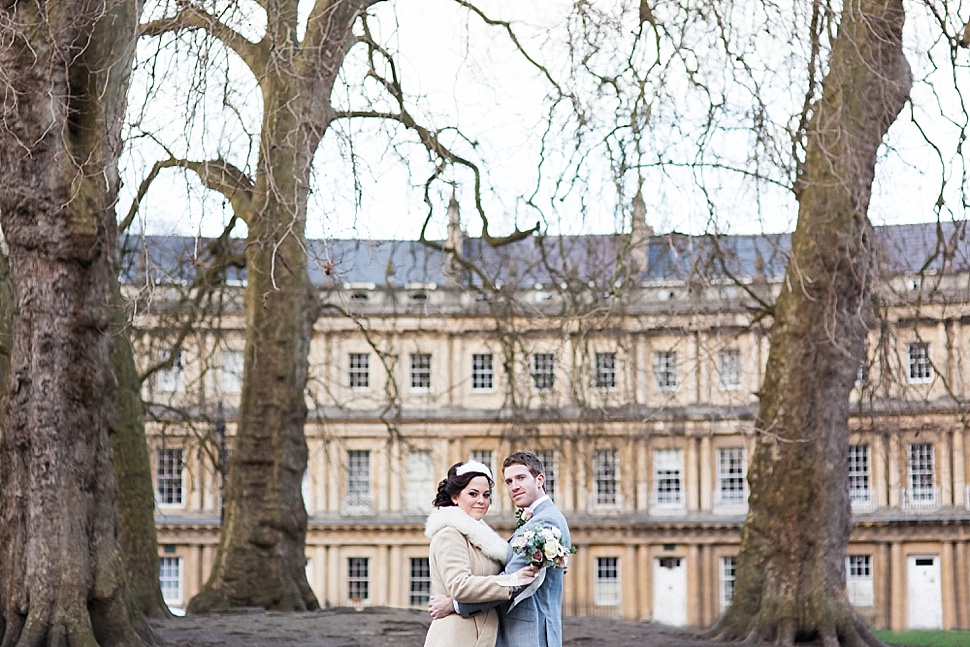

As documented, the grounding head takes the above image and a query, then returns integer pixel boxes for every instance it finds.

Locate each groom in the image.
[429,451,571,647]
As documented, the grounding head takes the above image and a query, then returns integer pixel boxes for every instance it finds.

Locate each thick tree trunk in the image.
[710,1,910,646]
[110,278,170,618]
[187,129,320,611]
[0,2,150,646]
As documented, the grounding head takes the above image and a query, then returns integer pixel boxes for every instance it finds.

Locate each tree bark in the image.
[110,278,170,618]
[0,1,150,645]
[710,1,910,646]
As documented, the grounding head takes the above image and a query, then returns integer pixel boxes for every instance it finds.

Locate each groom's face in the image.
[504,463,545,509]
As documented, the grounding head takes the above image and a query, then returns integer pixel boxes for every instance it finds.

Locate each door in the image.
[653,557,688,626]
[907,555,942,630]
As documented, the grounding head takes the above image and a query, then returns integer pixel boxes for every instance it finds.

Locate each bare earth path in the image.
[151,607,746,647]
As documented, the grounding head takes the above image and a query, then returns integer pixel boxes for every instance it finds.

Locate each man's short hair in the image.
[503,451,544,477]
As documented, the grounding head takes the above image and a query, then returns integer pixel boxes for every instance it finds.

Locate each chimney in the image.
[629,187,652,275]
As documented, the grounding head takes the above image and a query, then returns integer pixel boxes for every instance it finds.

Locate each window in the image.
[159,556,183,606]
[594,449,618,506]
[848,444,871,505]
[405,450,434,513]
[594,352,617,389]
[716,447,746,505]
[410,353,431,391]
[156,350,183,393]
[908,342,932,383]
[654,350,678,390]
[718,349,741,391]
[533,449,557,500]
[345,450,371,510]
[653,449,683,507]
[156,448,184,505]
[221,349,244,394]
[471,353,494,391]
[469,450,494,479]
[594,557,620,606]
[347,557,369,601]
[846,555,874,607]
[409,558,431,607]
[349,353,370,389]
[908,443,935,501]
[720,556,736,611]
[531,353,555,390]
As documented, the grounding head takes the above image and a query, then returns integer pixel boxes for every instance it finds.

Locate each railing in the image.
[712,490,748,515]
[341,496,376,516]
[899,487,941,512]
[850,491,877,513]
[586,492,626,514]
[648,490,687,515]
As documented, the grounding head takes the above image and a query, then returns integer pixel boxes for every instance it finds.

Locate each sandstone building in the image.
[130,215,970,630]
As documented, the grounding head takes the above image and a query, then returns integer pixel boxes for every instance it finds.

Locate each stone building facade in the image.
[134,218,970,630]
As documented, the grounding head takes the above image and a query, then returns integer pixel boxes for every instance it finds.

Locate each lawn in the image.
[873,629,970,646]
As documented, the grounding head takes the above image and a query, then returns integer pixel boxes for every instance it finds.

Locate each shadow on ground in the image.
[151,606,744,647]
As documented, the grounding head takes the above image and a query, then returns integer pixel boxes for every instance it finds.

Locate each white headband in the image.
[456,460,493,482]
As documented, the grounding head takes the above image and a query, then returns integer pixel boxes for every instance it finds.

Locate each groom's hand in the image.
[428,594,455,619]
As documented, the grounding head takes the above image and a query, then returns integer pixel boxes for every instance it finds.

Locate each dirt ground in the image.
[150,606,746,647]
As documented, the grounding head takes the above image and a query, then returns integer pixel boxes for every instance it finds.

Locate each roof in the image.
[119,221,970,288]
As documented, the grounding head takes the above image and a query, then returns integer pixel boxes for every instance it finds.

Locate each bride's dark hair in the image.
[433,462,493,508]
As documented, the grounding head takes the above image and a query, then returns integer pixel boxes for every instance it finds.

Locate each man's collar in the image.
[526,495,550,511]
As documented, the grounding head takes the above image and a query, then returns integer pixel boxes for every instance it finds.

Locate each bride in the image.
[423,461,536,647]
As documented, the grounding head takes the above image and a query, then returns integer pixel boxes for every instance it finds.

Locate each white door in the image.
[653,557,688,626]
[907,555,942,629]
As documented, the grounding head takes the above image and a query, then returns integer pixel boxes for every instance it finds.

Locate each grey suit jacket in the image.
[457,498,571,647]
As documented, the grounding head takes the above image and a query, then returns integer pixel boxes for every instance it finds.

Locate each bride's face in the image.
[452,475,492,521]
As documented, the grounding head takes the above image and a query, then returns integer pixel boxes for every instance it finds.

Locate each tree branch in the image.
[140,5,267,78]
[122,157,254,233]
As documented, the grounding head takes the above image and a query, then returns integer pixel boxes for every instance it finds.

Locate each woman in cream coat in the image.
[423,461,535,647]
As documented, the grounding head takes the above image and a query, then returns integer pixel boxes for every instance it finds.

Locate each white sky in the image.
[120,0,970,242]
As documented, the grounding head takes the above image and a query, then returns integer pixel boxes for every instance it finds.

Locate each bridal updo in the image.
[433,461,494,508]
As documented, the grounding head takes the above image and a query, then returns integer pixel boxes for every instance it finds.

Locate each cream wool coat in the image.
[423,506,513,647]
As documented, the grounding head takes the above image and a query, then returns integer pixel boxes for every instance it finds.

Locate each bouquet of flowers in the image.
[511,524,576,569]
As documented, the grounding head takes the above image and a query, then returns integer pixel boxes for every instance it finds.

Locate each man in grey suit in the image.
[428,451,571,647]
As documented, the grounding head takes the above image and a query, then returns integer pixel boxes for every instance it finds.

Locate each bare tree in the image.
[130,0,539,612]
[709,0,911,644]
[0,1,152,645]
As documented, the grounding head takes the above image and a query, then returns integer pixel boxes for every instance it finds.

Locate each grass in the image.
[873,629,970,646]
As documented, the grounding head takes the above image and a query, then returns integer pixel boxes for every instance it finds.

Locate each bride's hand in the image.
[514,564,538,581]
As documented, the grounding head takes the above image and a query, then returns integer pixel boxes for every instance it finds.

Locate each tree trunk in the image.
[110,278,170,618]
[710,1,910,646]
[0,2,150,646]
[187,97,321,611]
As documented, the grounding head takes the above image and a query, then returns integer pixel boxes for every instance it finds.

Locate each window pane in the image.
[717,448,745,501]
[595,352,617,389]
[156,449,183,505]
[346,450,371,509]
[594,449,618,506]
[908,443,934,498]
[654,449,683,504]
[406,450,434,513]
[908,343,931,382]
[348,557,369,600]
[410,353,431,391]
[531,353,555,390]
[718,349,741,390]
[848,445,870,502]
[349,353,370,389]
[471,353,494,391]
[654,351,678,389]
[409,557,431,606]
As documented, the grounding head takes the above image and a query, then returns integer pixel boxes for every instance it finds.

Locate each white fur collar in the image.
[425,507,510,563]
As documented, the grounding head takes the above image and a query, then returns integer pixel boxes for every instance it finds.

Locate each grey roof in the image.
[119,221,970,288]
